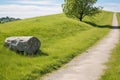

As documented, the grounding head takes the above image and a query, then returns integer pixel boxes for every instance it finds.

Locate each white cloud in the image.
[0,0,63,18]
[7,0,61,6]
[0,5,60,12]
[10,0,57,5]
[0,4,62,18]
[95,3,120,12]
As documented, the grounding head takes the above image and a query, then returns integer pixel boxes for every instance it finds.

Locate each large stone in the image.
[5,36,41,55]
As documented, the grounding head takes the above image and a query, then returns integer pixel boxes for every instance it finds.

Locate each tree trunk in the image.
[79,12,83,21]
[79,17,82,21]
[79,15,83,21]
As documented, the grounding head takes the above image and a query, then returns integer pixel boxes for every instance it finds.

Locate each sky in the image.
[0,0,120,18]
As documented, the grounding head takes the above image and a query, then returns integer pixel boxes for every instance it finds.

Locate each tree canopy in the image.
[62,0,102,21]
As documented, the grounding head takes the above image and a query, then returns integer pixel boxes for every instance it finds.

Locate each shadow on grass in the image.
[36,50,48,56]
[83,21,120,29]
[13,49,48,57]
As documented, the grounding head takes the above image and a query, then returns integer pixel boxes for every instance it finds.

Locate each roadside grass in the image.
[99,13,120,80]
[117,13,120,25]
[0,11,113,80]
[100,37,120,80]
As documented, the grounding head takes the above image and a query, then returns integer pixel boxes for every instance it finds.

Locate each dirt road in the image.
[42,13,119,80]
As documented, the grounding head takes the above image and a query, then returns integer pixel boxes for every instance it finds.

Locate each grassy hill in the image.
[0,11,113,80]
[100,13,120,80]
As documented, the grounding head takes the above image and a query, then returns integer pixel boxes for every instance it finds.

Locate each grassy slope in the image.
[0,11,113,80]
[100,13,120,80]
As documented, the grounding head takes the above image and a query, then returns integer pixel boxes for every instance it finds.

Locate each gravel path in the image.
[42,13,119,80]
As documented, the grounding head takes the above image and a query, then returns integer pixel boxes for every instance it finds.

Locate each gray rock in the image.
[5,36,41,55]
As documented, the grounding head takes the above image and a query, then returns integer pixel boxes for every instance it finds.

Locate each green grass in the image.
[99,13,120,80]
[117,13,120,25]
[0,11,113,80]
[100,37,120,80]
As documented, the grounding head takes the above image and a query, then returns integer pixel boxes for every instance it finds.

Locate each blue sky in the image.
[97,0,120,12]
[0,0,120,18]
